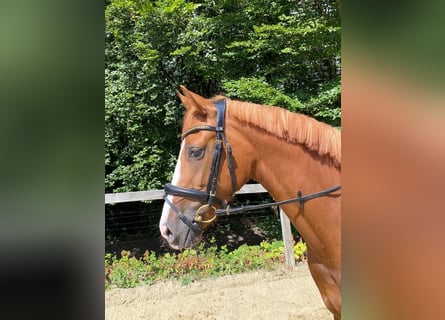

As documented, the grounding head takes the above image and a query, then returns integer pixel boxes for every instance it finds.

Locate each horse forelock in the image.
[225,99,341,168]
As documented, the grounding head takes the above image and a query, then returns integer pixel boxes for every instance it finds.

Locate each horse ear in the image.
[177,89,195,111]
[178,85,214,115]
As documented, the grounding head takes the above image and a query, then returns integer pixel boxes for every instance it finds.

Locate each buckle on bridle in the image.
[193,204,217,224]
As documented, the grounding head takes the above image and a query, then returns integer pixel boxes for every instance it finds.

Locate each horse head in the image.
[159,86,245,250]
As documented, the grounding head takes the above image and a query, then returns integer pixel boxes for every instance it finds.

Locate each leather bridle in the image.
[163,99,341,233]
[163,99,235,232]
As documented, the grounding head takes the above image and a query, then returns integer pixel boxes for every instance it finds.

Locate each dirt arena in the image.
[105,263,331,320]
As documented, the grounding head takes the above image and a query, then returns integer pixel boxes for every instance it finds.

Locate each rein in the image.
[163,99,341,232]
[215,185,341,217]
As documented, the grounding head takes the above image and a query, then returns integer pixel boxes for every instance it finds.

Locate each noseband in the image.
[163,99,236,232]
[163,99,342,233]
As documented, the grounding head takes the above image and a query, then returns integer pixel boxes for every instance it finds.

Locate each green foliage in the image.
[293,239,307,260]
[222,77,304,112]
[105,239,307,289]
[306,80,341,126]
[105,0,341,192]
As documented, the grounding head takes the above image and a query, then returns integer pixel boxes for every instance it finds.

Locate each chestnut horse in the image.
[159,86,341,319]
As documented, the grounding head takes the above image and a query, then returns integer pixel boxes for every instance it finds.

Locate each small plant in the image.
[294,239,307,261]
[105,239,307,289]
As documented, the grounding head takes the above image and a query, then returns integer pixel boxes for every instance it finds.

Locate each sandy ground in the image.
[105,263,331,320]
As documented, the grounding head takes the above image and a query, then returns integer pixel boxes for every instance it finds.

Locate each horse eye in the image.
[187,146,205,160]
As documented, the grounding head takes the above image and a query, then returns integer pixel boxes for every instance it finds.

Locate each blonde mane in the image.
[216,97,341,168]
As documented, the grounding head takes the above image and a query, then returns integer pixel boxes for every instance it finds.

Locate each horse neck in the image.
[226,101,341,203]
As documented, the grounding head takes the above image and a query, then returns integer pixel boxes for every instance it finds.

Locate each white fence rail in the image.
[105,184,267,204]
[105,184,295,268]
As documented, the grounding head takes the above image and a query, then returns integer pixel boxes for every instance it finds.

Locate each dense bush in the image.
[105,0,341,192]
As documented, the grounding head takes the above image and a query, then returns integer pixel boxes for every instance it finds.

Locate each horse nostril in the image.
[160,225,172,240]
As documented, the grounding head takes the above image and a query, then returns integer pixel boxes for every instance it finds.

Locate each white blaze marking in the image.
[159,140,186,239]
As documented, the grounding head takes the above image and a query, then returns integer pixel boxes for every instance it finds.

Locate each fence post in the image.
[279,208,296,268]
